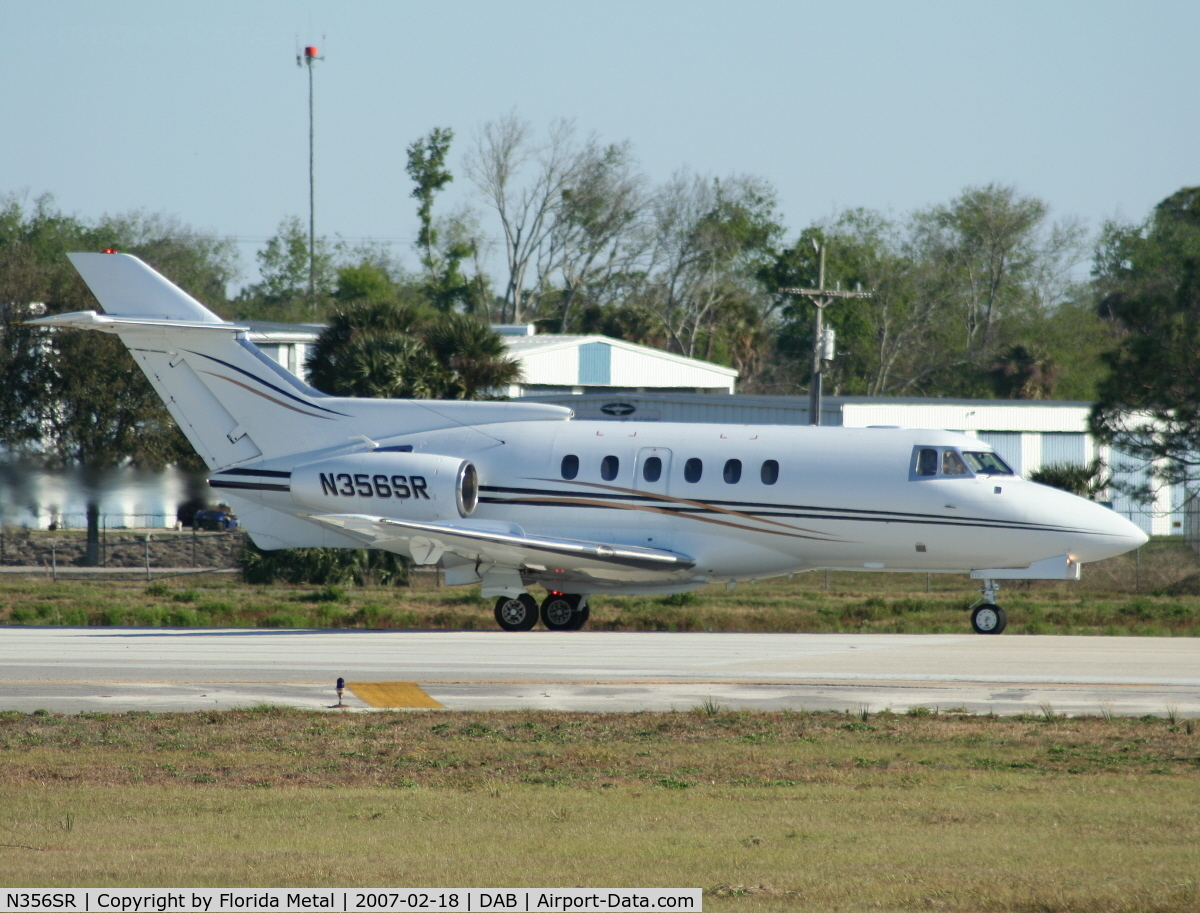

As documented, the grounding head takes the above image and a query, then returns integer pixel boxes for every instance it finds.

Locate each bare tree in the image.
[548,140,649,331]
[465,116,584,323]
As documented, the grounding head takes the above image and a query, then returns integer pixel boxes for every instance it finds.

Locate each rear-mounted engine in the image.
[290,452,478,521]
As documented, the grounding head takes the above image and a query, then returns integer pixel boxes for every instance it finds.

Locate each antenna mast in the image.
[297,43,324,307]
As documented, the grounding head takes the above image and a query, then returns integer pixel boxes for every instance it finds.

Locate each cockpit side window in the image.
[915,448,938,476]
[962,451,1014,475]
[942,450,968,476]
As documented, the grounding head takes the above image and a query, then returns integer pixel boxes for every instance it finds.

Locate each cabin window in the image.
[760,459,779,485]
[601,455,620,481]
[942,450,968,476]
[642,456,662,483]
[963,451,1013,475]
[560,454,579,480]
[684,458,703,483]
[915,448,938,476]
[724,459,742,484]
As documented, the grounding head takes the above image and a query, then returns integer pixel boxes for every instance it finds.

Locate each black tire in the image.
[971,603,1007,634]
[541,594,579,631]
[565,604,590,631]
[495,594,539,631]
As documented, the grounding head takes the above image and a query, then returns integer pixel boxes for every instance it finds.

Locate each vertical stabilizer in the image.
[33,252,572,471]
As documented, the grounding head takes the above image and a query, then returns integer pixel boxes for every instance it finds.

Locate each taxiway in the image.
[0,628,1197,717]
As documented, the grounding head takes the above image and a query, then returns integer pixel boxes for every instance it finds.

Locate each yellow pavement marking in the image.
[347,681,444,709]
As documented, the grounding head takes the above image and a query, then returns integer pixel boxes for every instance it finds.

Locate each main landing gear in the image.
[493,592,590,631]
[969,579,1007,635]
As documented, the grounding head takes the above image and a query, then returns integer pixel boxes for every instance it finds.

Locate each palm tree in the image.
[305,300,521,400]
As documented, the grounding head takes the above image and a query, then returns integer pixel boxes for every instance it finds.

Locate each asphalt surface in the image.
[1,628,1197,717]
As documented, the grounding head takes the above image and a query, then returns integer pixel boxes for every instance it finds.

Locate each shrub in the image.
[240,544,409,586]
[262,611,307,628]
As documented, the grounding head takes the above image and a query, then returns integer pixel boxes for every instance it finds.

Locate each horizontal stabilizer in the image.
[27,310,245,334]
[305,513,697,573]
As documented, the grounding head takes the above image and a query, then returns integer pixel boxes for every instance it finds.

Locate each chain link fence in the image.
[1185,490,1200,556]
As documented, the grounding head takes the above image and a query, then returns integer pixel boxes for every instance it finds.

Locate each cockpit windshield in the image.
[962,451,1014,475]
[912,446,1014,479]
[941,450,968,476]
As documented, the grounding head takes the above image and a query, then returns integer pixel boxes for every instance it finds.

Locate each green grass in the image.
[1,708,1198,909]
[2,536,1200,635]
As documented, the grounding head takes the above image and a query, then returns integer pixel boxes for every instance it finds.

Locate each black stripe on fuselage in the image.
[214,468,293,478]
[208,480,291,493]
[478,484,1097,537]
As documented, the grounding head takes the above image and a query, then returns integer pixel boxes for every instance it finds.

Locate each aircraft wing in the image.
[302,513,696,576]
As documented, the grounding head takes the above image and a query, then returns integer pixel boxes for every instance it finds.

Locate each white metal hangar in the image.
[495,331,737,396]
[247,323,739,396]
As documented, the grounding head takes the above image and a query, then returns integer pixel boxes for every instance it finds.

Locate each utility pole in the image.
[297,44,324,307]
[779,241,872,425]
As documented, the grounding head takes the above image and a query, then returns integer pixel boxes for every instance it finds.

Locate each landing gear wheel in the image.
[494,594,539,631]
[566,604,590,631]
[971,603,1007,634]
[540,593,580,631]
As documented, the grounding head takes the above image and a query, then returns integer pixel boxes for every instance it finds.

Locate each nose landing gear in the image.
[969,579,1007,634]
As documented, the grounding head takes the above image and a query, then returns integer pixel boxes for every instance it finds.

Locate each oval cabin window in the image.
[642,456,662,483]
[601,455,620,481]
[684,458,703,483]
[724,459,742,484]
[760,459,779,485]
[560,454,579,480]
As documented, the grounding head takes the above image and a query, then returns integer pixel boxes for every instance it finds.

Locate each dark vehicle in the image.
[193,508,238,531]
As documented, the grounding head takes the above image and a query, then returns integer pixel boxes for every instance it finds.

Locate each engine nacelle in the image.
[291,452,478,521]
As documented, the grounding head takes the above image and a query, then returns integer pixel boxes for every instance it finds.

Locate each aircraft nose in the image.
[1076,499,1149,562]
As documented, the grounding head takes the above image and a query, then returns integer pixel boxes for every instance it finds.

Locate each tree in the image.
[1090,187,1200,492]
[549,140,648,331]
[465,116,596,324]
[305,300,521,400]
[988,344,1059,399]
[236,216,335,319]
[644,171,781,361]
[758,189,1093,398]
[405,128,486,312]
[0,193,233,563]
[1030,460,1109,499]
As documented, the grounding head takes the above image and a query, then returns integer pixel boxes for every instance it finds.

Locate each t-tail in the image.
[31,253,568,471]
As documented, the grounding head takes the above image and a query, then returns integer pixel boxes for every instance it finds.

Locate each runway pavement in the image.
[0,627,1197,717]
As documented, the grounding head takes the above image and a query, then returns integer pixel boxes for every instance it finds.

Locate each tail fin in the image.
[33,253,569,471]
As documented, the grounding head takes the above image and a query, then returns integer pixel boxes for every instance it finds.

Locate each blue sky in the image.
[3,1,1197,287]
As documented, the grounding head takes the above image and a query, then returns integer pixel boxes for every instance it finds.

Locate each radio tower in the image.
[297,43,324,306]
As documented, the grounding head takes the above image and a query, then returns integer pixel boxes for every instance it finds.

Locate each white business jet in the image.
[32,253,1148,634]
